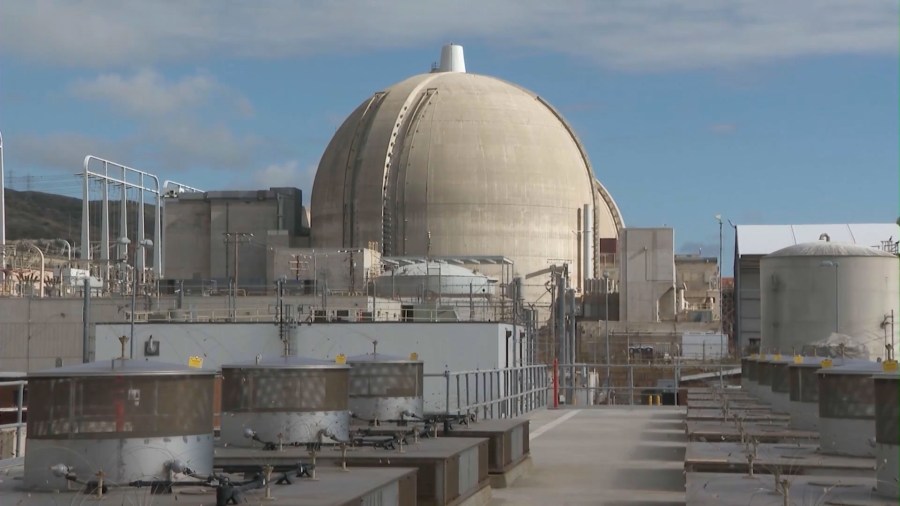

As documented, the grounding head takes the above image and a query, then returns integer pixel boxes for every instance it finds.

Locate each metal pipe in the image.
[23,242,45,297]
[0,131,5,276]
[82,276,91,362]
[15,382,23,457]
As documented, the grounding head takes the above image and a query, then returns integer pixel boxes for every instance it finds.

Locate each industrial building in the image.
[733,223,899,353]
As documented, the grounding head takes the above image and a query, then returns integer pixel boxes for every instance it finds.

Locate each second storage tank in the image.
[348,352,424,422]
[221,356,351,447]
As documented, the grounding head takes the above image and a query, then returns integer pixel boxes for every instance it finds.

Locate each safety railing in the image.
[0,380,26,459]
[425,365,550,421]
[552,362,739,407]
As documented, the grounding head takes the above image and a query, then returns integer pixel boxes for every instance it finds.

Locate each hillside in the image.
[4,189,155,247]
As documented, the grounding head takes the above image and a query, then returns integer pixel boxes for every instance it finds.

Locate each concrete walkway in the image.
[492,407,687,506]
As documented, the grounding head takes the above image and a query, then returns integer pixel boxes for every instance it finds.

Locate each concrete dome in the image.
[311,49,623,303]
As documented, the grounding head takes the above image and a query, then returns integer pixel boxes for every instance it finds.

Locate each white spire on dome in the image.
[437,44,466,73]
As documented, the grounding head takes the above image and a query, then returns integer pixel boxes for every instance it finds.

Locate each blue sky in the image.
[1,1,897,273]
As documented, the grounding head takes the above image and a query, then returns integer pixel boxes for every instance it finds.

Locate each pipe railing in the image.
[553,362,739,407]
[425,365,549,421]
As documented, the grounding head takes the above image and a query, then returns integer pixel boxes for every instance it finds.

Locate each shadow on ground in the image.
[603,501,685,506]
[613,467,686,493]
[639,430,686,443]
[630,444,686,462]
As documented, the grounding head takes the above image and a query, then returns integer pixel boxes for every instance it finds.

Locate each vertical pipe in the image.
[154,185,162,278]
[118,169,128,262]
[0,131,5,276]
[100,176,110,288]
[82,276,91,362]
[137,175,145,277]
[583,204,593,287]
[81,156,91,264]
[15,382,23,457]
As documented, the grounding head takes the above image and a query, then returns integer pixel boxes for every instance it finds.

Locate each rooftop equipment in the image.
[220,355,351,448]
[743,354,762,397]
[767,355,793,414]
[348,351,424,424]
[816,359,881,457]
[873,366,899,499]
[755,355,776,406]
[787,356,829,431]
[24,356,215,491]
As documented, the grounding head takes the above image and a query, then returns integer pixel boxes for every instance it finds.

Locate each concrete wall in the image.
[94,322,526,412]
[577,320,721,365]
[618,228,675,322]
[164,188,306,288]
[736,255,761,353]
[0,297,129,371]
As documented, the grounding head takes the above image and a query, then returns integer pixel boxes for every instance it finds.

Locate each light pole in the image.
[715,214,724,358]
[603,270,611,393]
[820,260,839,336]
[128,238,153,358]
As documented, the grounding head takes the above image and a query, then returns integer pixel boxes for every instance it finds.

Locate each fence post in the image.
[15,382,24,457]
[444,369,450,419]
[629,365,634,406]
[552,359,559,409]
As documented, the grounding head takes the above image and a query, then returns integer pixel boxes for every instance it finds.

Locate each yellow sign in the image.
[882,360,898,372]
[335,354,346,365]
[188,356,204,368]
[409,352,419,361]
[820,358,833,369]
[793,355,803,364]
[773,353,782,361]
[750,353,759,359]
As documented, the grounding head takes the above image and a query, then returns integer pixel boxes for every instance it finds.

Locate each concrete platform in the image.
[686,408,790,422]
[686,420,818,443]
[0,464,418,506]
[685,442,875,476]
[686,399,770,410]
[687,472,896,505]
[217,436,490,506]
[491,407,687,505]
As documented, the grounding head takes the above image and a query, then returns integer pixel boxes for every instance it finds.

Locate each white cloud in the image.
[710,123,737,134]
[69,69,250,118]
[253,160,317,193]
[0,1,895,71]
[7,132,134,171]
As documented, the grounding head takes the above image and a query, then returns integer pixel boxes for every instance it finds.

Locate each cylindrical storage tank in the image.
[25,359,215,491]
[373,262,494,299]
[788,357,829,431]
[768,355,793,414]
[760,241,898,357]
[348,352,424,421]
[873,368,899,499]
[756,356,775,406]
[221,356,350,446]
[817,359,881,457]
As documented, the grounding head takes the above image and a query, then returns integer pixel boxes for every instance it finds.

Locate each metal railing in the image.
[0,380,26,458]
[553,362,739,407]
[425,365,550,420]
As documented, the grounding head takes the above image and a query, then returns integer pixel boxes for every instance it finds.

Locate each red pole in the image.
[552,358,559,409]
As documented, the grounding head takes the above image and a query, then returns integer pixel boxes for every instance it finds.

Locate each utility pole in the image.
[223,232,253,294]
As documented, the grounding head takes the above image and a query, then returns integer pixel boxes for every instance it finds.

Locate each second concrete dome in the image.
[311,45,623,300]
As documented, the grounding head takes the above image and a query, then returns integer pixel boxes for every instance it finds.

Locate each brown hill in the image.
[4,189,155,252]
